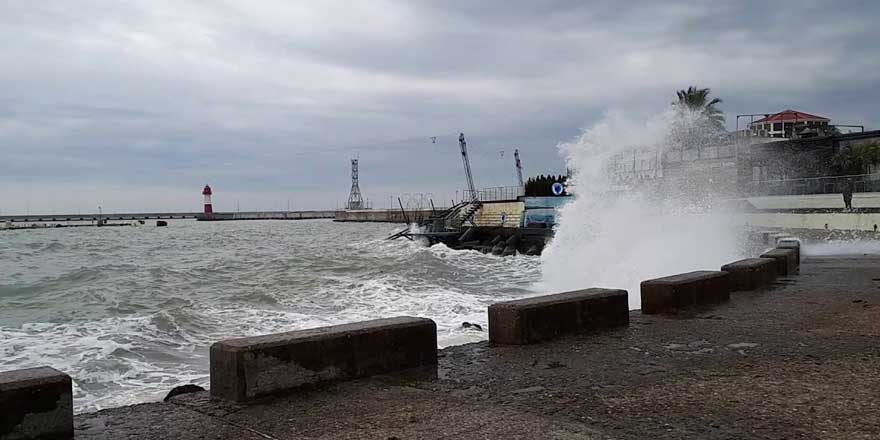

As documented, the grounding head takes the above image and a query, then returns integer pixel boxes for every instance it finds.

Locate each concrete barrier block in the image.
[0,366,73,440]
[770,232,791,243]
[759,230,778,245]
[641,271,731,314]
[777,239,801,263]
[760,248,798,276]
[721,258,778,291]
[210,317,438,402]
[488,288,628,345]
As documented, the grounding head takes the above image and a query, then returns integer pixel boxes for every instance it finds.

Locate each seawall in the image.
[333,208,438,223]
[744,212,880,232]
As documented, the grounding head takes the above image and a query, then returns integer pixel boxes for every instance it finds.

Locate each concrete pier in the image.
[333,208,438,223]
[71,255,880,439]
[197,211,335,221]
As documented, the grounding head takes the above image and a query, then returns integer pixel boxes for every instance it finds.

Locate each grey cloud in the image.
[0,1,878,214]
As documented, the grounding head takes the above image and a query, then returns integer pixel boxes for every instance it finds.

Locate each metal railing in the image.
[744,173,880,196]
[462,186,524,202]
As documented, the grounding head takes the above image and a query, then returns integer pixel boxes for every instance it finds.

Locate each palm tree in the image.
[673,86,725,131]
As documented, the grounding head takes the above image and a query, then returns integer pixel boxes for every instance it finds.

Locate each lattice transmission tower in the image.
[346,158,364,210]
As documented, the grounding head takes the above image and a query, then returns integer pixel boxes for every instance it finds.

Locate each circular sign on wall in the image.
[551,182,565,196]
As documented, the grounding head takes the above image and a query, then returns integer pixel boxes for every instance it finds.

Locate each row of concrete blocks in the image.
[0,241,800,440]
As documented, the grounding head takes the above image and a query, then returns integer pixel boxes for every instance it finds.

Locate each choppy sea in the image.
[0,220,540,413]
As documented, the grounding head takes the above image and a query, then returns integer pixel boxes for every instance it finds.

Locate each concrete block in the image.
[759,230,778,245]
[0,366,73,440]
[777,239,801,263]
[641,271,731,314]
[721,258,778,291]
[210,317,438,402]
[488,288,628,345]
[770,232,791,243]
[760,248,798,276]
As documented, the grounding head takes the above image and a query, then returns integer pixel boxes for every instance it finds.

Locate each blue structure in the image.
[521,196,571,228]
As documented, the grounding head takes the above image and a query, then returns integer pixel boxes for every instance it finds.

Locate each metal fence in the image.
[462,186,524,202]
[744,173,880,196]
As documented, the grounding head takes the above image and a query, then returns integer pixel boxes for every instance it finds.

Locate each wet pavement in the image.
[75,255,880,439]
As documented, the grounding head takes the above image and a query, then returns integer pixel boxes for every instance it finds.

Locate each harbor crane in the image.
[459,133,478,202]
[514,149,524,190]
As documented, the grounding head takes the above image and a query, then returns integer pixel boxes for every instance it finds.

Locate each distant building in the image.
[737,130,880,195]
[748,110,831,139]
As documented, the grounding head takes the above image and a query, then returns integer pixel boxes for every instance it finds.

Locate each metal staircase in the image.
[451,201,482,229]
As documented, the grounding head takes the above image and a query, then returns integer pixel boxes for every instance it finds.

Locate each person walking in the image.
[842,179,853,211]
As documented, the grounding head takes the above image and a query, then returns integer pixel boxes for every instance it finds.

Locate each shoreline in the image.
[63,253,880,439]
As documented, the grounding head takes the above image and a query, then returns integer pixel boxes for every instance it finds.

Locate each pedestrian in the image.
[842,179,853,211]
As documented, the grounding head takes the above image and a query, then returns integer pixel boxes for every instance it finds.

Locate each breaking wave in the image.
[0,220,539,412]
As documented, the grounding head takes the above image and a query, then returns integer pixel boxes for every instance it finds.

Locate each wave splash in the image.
[540,110,743,308]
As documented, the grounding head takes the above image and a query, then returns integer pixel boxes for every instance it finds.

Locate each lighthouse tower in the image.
[202,185,213,218]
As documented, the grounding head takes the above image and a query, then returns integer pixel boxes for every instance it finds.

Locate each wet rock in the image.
[164,384,205,402]
[687,340,711,349]
[492,243,504,255]
[545,361,566,369]
[511,386,545,395]
[450,386,484,398]
[458,227,475,242]
[727,342,758,349]
[461,322,483,331]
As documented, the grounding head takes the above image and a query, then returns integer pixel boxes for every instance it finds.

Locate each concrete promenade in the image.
[71,254,880,439]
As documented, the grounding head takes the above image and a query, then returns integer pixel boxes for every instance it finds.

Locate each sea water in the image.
[0,219,539,412]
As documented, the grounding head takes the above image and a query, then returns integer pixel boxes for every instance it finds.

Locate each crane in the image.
[459,133,478,202]
[514,149,524,191]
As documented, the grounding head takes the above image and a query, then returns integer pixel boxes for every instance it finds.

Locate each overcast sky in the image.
[1,1,878,214]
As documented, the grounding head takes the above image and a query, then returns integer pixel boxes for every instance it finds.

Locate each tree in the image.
[832,142,880,175]
[673,86,725,131]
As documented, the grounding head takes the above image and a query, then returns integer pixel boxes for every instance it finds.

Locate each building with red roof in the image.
[748,109,832,139]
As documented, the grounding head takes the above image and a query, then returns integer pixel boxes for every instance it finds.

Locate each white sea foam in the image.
[540,110,743,309]
[0,220,540,412]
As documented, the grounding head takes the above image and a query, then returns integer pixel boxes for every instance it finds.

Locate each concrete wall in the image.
[473,202,524,228]
[747,192,880,210]
[744,212,880,231]
[201,211,335,221]
[334,209,437,223]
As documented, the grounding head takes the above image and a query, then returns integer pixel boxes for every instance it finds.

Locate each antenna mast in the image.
[514,149,524,189]
[459,133,478,201]
[346,158,364,210]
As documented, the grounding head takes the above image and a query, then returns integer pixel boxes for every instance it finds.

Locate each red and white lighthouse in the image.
[202,184,213,217]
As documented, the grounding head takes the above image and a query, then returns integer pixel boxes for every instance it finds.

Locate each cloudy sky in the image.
[1,1,878,214]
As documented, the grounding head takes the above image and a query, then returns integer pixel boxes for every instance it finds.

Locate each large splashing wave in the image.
[540,110,744,308]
